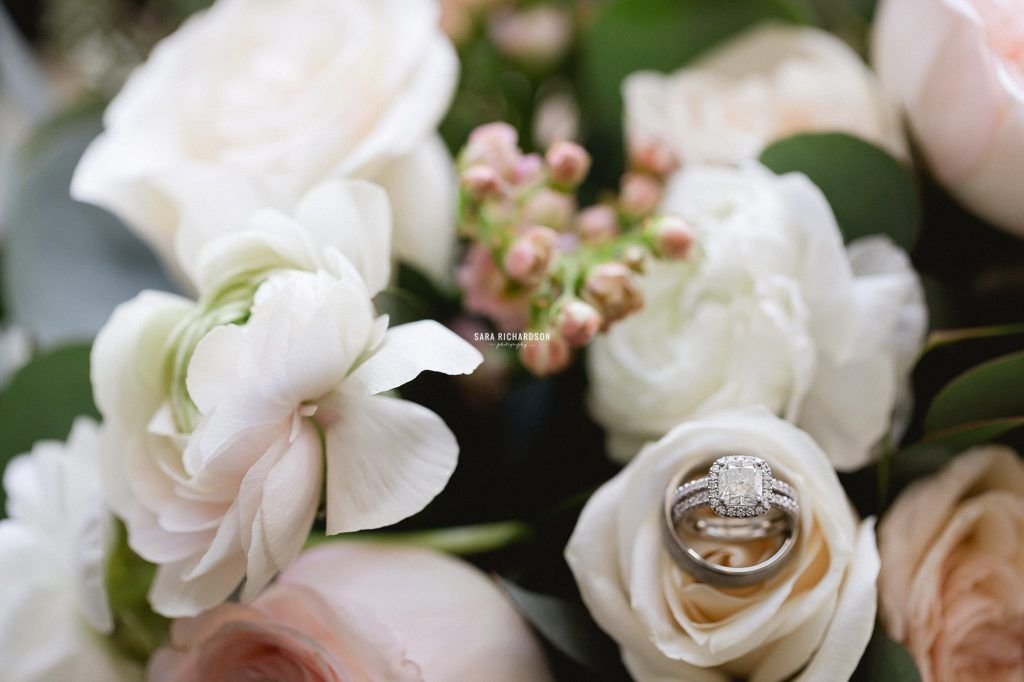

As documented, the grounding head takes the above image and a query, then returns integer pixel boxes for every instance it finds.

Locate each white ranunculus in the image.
[873,0,1024,237]
[587,163,926,470]
[93,179,482,618]
[624,23,906,165]
[71,0,459,281]
[565,408,879,682]
[0,419,141,681]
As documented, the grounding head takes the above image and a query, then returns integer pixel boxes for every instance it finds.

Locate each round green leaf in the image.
[760,132,921,250]
[924,351,1024,432]
[0,344,98,515]
[892,417,1024,484]
[581,0,812,128]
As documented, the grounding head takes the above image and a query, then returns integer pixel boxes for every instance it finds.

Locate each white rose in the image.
[0,419,141,682]
[71,0,459,281]
[93,179,482,618]
[565,408,879,682]
[625,23,906,165]
[873,0,1024,237]
[587,163,926,470]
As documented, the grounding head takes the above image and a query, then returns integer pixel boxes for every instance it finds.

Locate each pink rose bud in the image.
[629,138,680,177]
[520,334,572,376]
[653,215,695,260]
[514,153,545,186]
[622,245,648,273]
[619,173,662,218]
[463,122,521,178]
[461,165,502,199]
[522,187,575,230]
[503,225,558,285]
[576,205,620,244]
[583,262,644,325]
[555,300,603,347]
[546,141,591,187]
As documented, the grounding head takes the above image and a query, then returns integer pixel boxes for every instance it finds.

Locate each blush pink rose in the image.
[874,0,1024,236]
[150,543,553,682]
[878,446,1024,682]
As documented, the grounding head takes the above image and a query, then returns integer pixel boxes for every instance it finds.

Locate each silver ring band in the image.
[661,455,801,587]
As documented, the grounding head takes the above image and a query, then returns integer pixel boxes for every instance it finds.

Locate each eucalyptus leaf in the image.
[0,344,97,514]
[891,417,1024,484]
[924,351,1024,433]
[852,626,921,682]
[581,0,812,128]
[500,579,629,680]
[760,133,921,250]
[4,112,177,347]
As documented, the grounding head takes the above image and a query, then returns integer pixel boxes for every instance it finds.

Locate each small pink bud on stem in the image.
[628,139,680,177]
[619,173,662,218]
[576,205,619,244]
[522,188,575,230]
[520,334,572,377]
[461,165,502,199]
[652,216,695,260]
[583,262,644,326]
[503,226,558,285]
[546,141,592,187]
[554,300,603,347]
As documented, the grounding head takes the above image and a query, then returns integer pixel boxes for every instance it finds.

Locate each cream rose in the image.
[587,162,926,470]
[0,419,141,681]
[565,408,879,681]
[878,446,1024,681]
[94,180,482,618]
[150,543,553,681]
[71,0,459,281]
[624,23,906,166]
[874,0,1024,237]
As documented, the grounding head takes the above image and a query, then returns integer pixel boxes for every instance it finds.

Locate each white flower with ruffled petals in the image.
[93,180,482,617]
[587,163,926,470]
[0,419,140,681]
[72,0,459,281]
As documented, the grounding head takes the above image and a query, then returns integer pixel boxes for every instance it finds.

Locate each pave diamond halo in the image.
[707,455,773,518]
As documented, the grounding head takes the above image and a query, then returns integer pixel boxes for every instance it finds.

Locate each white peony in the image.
[587,163,926,470]
[624,23,906,165]
[565,408,879,682]
[71,0,459,281]
[0,419,141,682]
[93,179,482,618]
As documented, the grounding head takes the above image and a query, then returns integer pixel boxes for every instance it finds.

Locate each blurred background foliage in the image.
[1,0,1022,678]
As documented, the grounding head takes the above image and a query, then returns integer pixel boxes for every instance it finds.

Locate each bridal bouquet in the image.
[1,0,1023,680]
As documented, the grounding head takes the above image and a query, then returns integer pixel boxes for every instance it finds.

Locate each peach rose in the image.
[150,543,553,681]
[878,446,1024,682]
[874,0,1024,237]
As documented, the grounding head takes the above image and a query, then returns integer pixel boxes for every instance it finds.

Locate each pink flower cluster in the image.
[456,122,694,376]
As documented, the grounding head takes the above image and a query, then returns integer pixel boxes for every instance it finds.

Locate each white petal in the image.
[347,320,483,396]
[794,520,880,682]
[320,391,458,534]
[373,135,457,282]
[294,179,393,296]
[148,553,246,619]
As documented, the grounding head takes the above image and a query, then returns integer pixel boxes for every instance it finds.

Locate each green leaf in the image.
[4,110,177,347]
[105,522,169,662]
[0,344,98,515]
[852,626,921,682]
[891,417,1024,484]
[500,579,629,680]
[581,0,812,128]
[309,521,533,556]
[924,322,1024,354]
[760,133,921,250]
[924,351,1024,432]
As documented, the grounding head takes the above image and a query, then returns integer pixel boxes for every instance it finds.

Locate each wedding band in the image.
[661,455,801,587]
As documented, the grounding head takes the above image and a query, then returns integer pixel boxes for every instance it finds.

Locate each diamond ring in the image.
[661,455,801,587]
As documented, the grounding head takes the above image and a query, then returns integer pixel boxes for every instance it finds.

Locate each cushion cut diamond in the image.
[717,459,764,507]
